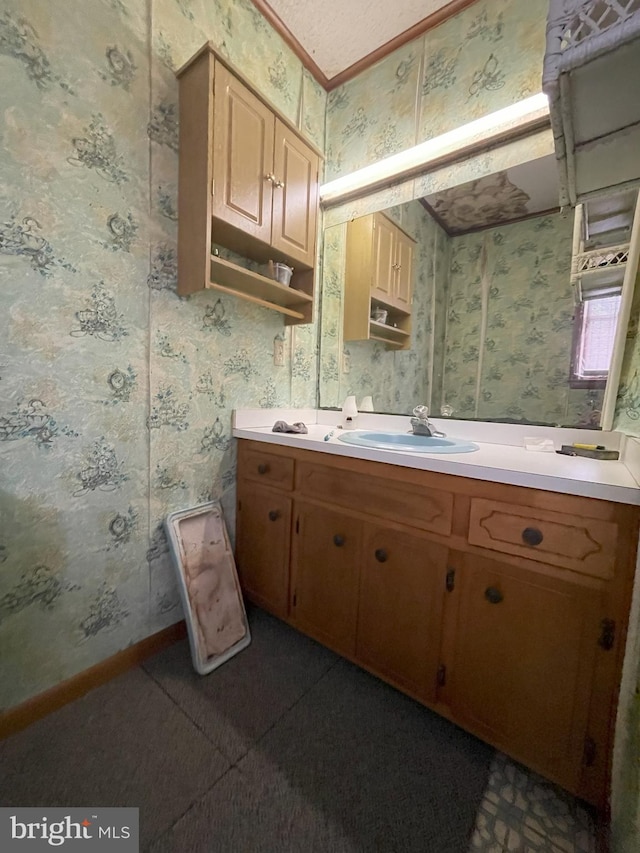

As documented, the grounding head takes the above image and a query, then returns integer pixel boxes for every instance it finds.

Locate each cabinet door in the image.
[271,120,319,268]
[446,553,600,790]
[370,213,395,304]
[357,526,447,702]
[291,502,361,657]
[213,63,274,244]
[236,481,291,618]
[393,229,414,312]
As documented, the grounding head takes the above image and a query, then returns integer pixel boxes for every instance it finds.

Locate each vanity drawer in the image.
[296,461,453,536]
[239,446,294,491]
[468,498,617,579]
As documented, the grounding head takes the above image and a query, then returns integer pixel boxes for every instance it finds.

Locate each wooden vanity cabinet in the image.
[357,525,447,702]
[235,446,295,618]
[176,45,320,322]
[443,551,600,792]
[343,212,415,350]
[291,502,362,657]
[235,439,640,807]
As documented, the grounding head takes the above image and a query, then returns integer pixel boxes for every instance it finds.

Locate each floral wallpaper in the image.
[614,273,640,435]
[442,213,603,427]
[0,0,324,712]
[324,0,548,182]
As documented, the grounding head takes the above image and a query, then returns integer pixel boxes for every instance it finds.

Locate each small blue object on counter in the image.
[272,420,308,434]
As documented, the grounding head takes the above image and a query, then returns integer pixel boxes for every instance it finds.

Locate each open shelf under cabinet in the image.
[207,255,313,324]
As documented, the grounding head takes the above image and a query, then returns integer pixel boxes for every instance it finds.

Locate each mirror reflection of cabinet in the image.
[344,212,415,350]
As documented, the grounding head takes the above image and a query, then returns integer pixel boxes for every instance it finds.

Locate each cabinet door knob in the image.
[265,173,276,183]
[374,548,388,563]
[274,179,285,189]
[257,463,269,475]
[522,526,543,546]
[485,587,503,604]
[268,509,280,522]
[333,534,345,547]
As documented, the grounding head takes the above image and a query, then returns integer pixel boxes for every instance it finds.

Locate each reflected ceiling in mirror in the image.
[422,154,559,235]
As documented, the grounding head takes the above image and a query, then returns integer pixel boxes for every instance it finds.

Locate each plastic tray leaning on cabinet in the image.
[164,501,251,675]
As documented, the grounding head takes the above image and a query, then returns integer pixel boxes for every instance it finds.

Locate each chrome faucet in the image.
[410,405,446,438]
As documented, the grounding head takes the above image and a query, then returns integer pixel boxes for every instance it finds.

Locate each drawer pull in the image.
[268,510,280,522]
[374,548,388,563]
[485,587,503,604]
[522,526,543,546]
[333,534,345,547]
[257,463,270,475]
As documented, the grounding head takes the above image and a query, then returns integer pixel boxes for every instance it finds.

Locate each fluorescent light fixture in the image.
[320,93,550,204]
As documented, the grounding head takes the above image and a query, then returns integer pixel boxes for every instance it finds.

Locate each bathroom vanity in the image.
[233,414,640,808]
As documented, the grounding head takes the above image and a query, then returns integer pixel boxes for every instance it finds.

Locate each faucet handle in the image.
[413,405,429,419]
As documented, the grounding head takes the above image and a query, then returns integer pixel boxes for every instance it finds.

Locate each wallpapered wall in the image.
[325,0,548,182]
[0,0,325,711]
[441,213,603,426]
[319,201,449,416]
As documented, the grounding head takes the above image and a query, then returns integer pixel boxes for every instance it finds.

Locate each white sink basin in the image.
[336,431,479,454]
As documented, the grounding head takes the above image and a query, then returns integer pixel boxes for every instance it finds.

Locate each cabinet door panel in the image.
[291,502,361,656]
[393,230,414,312]
[271,121,319,268]
[357,526,447,702]
[447,554,599,789]
[370,213,395,304]
[236,482,291,618]
[213,64,274,243]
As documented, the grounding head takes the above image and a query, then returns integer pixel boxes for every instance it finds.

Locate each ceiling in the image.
[422,155,561,235]
[253,0,476,87]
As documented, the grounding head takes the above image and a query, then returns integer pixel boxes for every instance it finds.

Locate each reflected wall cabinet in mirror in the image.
[176,43,321,324]
[344,212,415,350]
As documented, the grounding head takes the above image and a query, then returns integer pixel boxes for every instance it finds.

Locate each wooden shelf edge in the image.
[369,320,410,338]
[210,255,312,302]
[369,333,405,349]
[206,254,314,321]
[206,282,305,320]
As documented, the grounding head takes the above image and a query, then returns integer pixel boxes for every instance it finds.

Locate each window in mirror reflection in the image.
[570,295,621,388]
[319,203,621,430]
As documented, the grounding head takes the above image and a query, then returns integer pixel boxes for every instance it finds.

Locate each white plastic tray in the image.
[164,501,251,675]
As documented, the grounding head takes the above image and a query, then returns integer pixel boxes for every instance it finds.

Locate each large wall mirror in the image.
[318,137,637,430]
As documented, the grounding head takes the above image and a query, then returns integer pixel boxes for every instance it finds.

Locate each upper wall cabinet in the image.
[176,44,321,325]
[344,212,415,350]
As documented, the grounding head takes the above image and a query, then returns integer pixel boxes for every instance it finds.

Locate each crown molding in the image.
[251,0,479,91]
[250,0,331,89]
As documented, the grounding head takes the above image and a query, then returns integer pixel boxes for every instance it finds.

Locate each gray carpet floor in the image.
[0,607,494,852]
